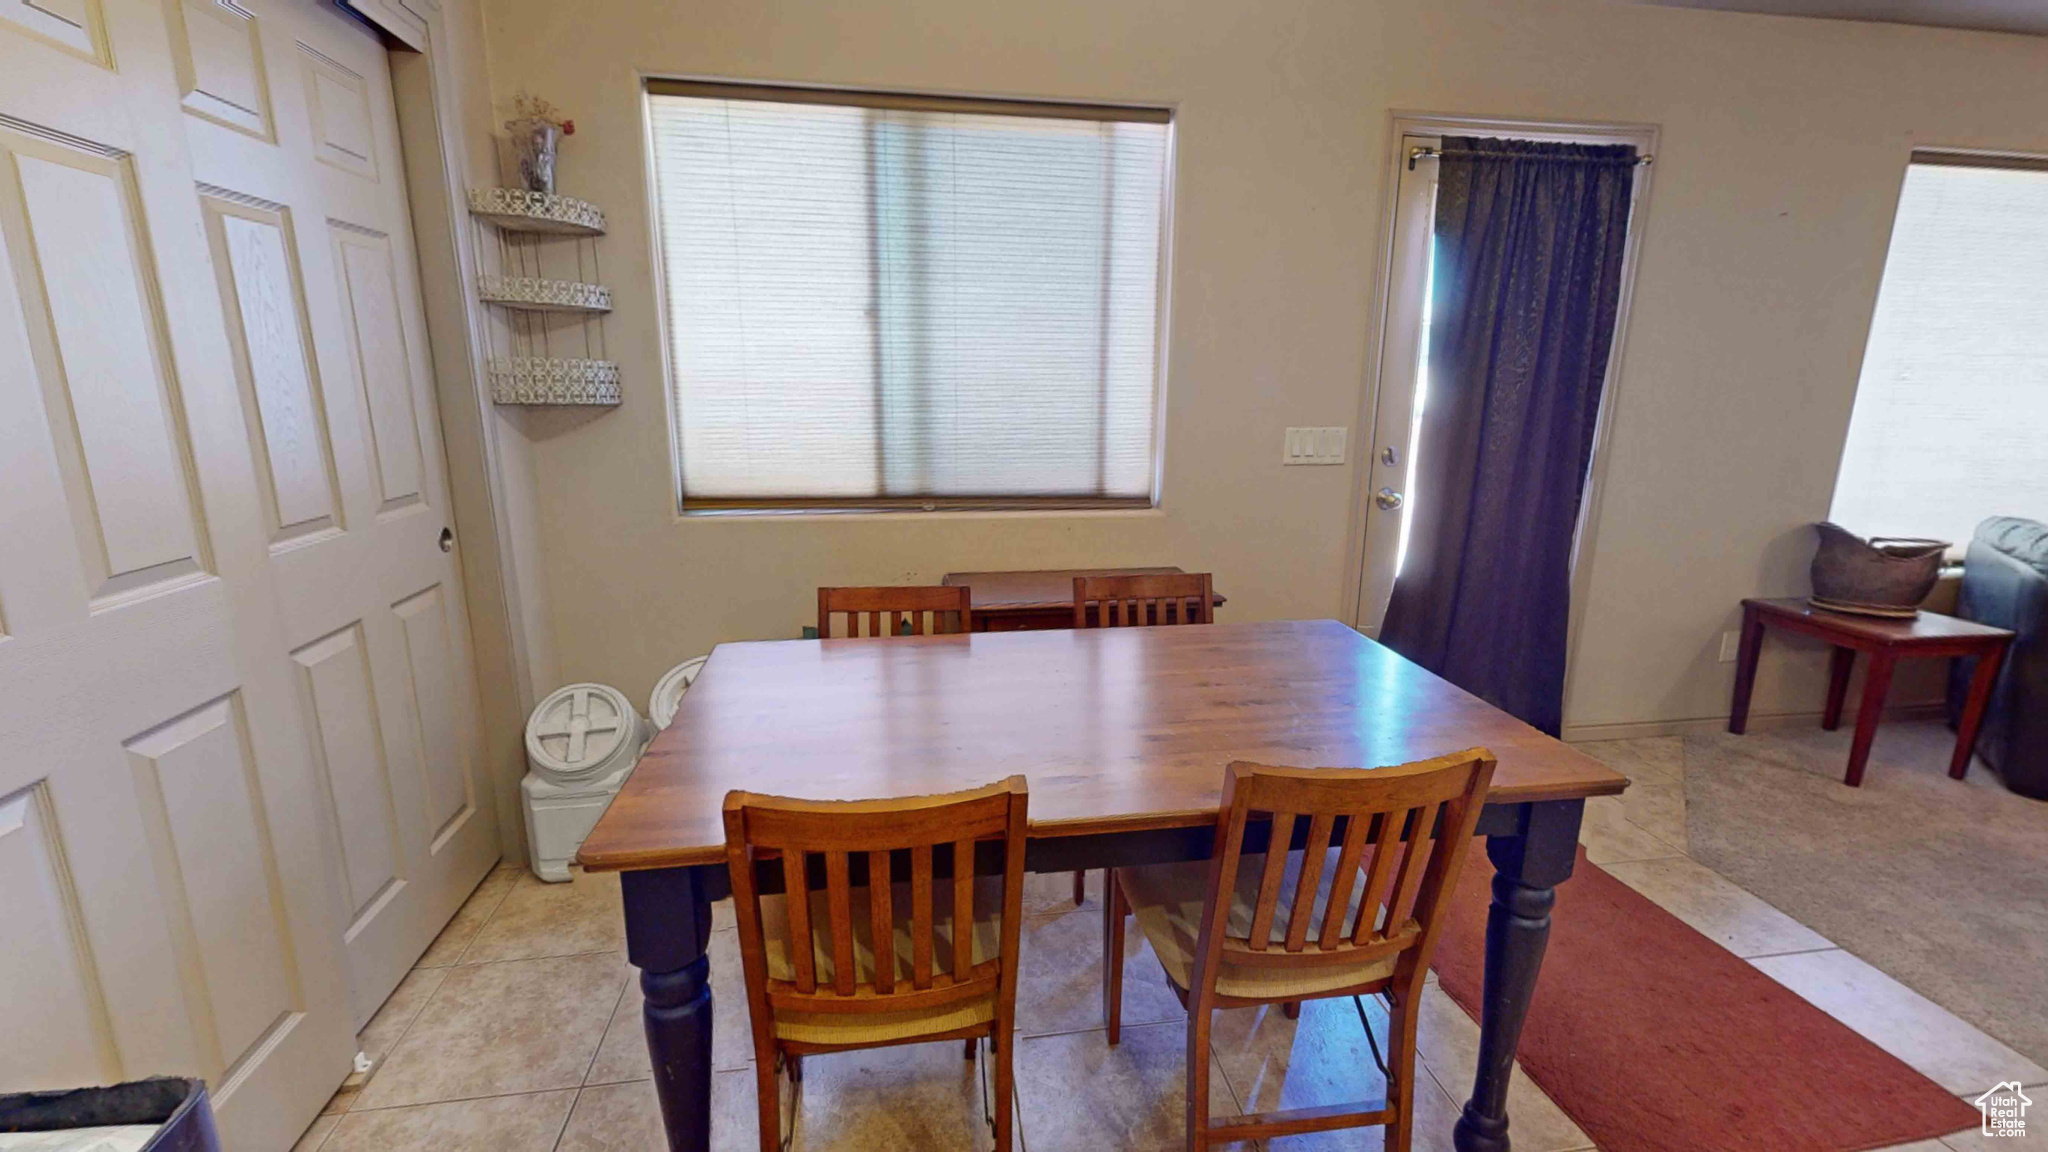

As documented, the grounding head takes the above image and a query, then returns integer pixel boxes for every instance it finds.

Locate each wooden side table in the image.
[1728,597,2014,787]
[939,567,1226,631]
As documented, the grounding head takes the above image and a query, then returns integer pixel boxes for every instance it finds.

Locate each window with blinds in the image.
[646,82,1173,511]
[1830,154,2048,549]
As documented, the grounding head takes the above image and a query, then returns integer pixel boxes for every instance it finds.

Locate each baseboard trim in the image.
[1562,702,1948,744]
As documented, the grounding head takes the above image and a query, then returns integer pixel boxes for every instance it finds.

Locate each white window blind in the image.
[1831,157,2048,549]
[647,84,1171,509]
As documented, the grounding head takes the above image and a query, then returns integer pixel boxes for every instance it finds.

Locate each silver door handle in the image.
[1375,488,1404,511]
[438,527,455,553]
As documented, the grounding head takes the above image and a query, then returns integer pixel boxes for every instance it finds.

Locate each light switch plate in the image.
[1719,630,1741,663]
[1283,426,1348,466]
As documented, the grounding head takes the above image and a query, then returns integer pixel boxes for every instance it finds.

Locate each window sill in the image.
[676,501,1165,523]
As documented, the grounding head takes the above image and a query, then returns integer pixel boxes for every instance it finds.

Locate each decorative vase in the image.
[508,117,561,194]
[1809,521,1949,617]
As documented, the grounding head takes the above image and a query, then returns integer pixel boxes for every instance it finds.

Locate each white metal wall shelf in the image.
[469,187,618,407]
[478,275,613,314]
[488,356,623,406]
[467,188,606,235]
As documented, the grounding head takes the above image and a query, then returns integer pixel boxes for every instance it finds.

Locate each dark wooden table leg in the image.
[1728,604,1765,735]
[1949,642,2008,780]
[1822,646,1856,731]
[1844,651,1895,787]
[1453,800,1583,1152]
[622,865,722,1152]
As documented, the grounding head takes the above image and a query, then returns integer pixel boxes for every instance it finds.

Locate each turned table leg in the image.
[1453,801,1583,1152]
[622,866,721,1152]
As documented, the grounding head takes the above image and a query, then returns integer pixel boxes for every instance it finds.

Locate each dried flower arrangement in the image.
[508,91,575,137]
[505,92,575,194]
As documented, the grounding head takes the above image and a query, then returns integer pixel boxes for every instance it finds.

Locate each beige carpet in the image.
[1682,721,2048,1065]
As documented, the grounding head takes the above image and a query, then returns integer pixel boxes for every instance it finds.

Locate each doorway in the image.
[1351,116,1657,663]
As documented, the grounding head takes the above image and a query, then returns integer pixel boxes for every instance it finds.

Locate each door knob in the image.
[1375,488,1405,511]
[438,527,455,553]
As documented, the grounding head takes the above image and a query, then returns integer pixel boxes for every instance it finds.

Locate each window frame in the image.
[642,77,1178,517]
[1826,146,2048,557]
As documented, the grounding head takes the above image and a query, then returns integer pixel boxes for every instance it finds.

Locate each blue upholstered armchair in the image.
[1949,517,2048,800]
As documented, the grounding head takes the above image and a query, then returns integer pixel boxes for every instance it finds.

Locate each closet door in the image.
[175,0,496,1031]
[0,0,491,1145]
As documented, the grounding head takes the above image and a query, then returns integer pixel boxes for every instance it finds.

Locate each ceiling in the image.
[1639,0,2048,37]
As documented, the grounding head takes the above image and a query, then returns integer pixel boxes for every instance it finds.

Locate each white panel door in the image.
[178,0,496,1028]
[0,26,351,1152]
[0,0,493,1144]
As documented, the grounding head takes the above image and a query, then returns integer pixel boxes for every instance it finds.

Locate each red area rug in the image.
[1432,847,1980,1152]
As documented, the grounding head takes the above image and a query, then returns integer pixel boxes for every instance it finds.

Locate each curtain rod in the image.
[1408,145,1654,170]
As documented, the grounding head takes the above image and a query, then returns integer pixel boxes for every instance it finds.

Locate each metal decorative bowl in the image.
[1809,522,1949,617]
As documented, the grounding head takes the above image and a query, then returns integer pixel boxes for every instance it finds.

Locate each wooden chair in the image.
[1072,571,1214,628]
[1073,565,1212,623]
[1062,571,1214,903]
[817,585,973,639]
[723,777,1028,1152]
[1102,750,1496,1151]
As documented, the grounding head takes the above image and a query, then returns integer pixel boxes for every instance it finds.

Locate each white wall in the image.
[470,0,2048,732]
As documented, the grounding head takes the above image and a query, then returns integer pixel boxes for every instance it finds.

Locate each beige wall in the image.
[470,0,2048,733]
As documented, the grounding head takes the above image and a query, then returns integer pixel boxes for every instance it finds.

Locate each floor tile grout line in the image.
[345,970,445,1113]
[441,945,625,970]
[577,971,633,1088]
[1953,1078,2048,1098]
[345,947,626,1112]
[1744,943,1843,961]
[1016,1016,1186,1041]
[1206,1034,1247,1124]
[546,1087,576,1152]
[339,956,469,1115]
[1588,849,1686,865]
[447,870,519,967]
[341,1082,588,1115]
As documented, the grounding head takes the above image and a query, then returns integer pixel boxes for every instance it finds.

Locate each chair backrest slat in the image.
[1353,807,1407,945]
[1188,751,1495,993]
[868,849,895,994]
[780,849,816,994]
[817,586,974,639]
[725,779,1026,1022]
[823,851,855,996]
[1319,812,1372,950]
[1072,573,1214,629]
[1387,801,1442,930]
[911,843,934,990]
[1283,811,1336,952]
[1245,812,1295,951]
[952,838,975,981]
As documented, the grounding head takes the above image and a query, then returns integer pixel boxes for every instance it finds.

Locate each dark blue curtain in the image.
[1378,137,1637,736]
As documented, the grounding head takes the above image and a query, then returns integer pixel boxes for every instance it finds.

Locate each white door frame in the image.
[365,0,555,861]
[1343,113,1659,723]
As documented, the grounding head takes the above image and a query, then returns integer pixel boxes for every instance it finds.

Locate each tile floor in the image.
[293,736,2044,1151]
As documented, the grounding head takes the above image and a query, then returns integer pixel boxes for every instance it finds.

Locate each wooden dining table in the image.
[579,618,1626,1151]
